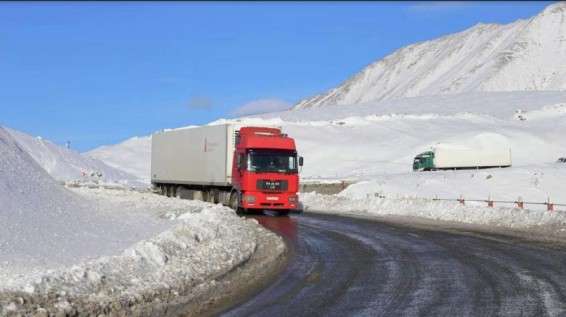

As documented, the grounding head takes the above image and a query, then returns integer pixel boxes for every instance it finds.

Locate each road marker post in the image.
[517,196,524,209]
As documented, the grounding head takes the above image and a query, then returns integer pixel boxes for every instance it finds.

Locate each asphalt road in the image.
[217,212,566,317]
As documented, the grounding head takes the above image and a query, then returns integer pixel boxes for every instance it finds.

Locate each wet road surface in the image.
[218,212,566,317]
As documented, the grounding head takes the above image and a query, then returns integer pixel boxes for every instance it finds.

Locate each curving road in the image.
[217,212,566,317]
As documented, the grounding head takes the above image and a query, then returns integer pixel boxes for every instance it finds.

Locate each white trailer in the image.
[413,149,512,171]
[151,123,304,213]
[152,124,232,187]
[152,123,268,186]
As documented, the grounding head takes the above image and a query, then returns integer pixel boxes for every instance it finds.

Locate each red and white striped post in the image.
[459,194,465,206]
[517,196,524,209]
[547,197,554,211]
[487,195,493,208]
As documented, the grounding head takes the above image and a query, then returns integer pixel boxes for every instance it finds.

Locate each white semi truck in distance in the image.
[413,149,512,171]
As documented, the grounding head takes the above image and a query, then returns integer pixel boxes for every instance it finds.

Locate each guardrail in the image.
[432,195,565,211]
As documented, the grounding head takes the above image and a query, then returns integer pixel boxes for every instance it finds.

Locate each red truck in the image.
[151,123,303,215]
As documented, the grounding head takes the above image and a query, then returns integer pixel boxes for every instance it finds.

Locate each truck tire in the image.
[197,190,206,202]
[212,189,220,204]
[229,192,243,214]
[207,190,216,204]
[171,186,178,198]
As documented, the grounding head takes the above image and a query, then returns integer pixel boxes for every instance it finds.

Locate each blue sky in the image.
[0,1,554,152]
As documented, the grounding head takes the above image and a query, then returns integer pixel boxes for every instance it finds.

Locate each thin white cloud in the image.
[406,1,472,17]
[229,98,290,117]
[188,96,213,109]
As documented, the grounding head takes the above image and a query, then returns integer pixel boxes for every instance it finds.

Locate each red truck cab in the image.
[230,127,303,214]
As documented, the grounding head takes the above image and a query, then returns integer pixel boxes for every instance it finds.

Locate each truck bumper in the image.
[241,192,299,210]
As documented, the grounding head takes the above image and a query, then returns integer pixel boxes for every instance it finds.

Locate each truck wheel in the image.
[229,192,242,214]
[207,190,215,203]
[212,189,220,204]
[172,186,178,198]
[199,190,208,202]
[277,209,290,216]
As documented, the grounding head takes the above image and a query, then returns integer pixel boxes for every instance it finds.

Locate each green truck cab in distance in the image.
[413,149,512,172]
[413,151,434,171]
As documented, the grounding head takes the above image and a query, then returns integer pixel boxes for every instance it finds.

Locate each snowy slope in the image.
[91,92,566,180]
[220,91,566,173]
[91,91,566,208]
[86,136,152,182]
[222,92,566,207]
[6,127,145,187]
[0,126,282,315]
[294,2,566,109]
[0,127,169,284]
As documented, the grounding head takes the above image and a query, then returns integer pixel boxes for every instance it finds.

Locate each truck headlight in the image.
[289,196,298,202]
[242,195,256,202]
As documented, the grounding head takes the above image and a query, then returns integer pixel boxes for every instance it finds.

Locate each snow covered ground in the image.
[89,91,566,209]
[2,4,566,314]
[2,90,566,315]
[0,127,284,315]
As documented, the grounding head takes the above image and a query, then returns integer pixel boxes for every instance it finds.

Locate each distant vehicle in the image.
[557,157,566,163]
[413,149,512,171]
[151,123,303,215]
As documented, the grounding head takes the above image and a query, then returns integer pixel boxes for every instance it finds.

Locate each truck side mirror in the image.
[299,156,304,167]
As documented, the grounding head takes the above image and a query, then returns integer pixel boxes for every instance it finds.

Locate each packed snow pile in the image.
[334,164,566,209]
[293,2,566,109]
[0,127,165,276]
[299,190,566,235]
[0,127,285,315]
[6,127,146,188]
[86,136,152,183]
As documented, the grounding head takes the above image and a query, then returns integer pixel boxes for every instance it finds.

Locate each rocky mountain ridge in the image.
[293,3,566,109]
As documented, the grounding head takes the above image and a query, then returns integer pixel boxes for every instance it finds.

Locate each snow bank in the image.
[1,187,285,316]
[300,191,566,235]
[0,127,168,286]
[0,126,286,315]
[337,164,566,211]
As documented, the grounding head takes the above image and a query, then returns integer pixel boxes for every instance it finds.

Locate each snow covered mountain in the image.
[5,127,144,186]
[91,91,566,182]
[293,2,566,109]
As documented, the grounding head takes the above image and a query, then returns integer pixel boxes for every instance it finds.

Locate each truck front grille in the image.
[260,203,285,207]
[257,179,288,190]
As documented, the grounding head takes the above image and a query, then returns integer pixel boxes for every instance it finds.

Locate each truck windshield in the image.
[247,150,298,173]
